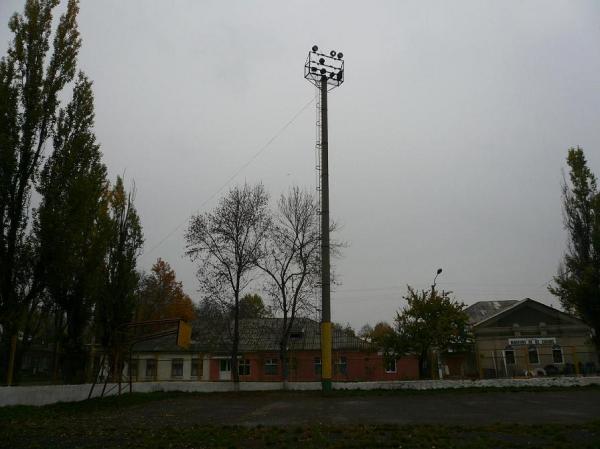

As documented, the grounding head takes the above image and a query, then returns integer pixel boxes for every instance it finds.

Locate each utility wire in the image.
[332,281,554,294]
[141,96,316,260]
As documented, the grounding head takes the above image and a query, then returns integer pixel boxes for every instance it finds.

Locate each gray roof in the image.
[464,300,520,325]
[237,318,372,352]
[134,317,373,354]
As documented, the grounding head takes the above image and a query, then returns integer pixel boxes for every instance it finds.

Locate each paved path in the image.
[127,390,600,426]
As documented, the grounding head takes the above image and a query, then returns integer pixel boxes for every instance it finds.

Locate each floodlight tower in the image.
[304,45,344,392]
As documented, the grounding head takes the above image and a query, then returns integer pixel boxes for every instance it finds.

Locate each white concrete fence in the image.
[1,376,599,407]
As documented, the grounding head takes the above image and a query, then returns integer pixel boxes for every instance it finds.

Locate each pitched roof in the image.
[236,318,372,352]
[465,298,588,329]
[134,317,373,354]
[464,300,520,325]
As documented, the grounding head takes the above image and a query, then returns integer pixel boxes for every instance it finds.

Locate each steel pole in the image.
[320,76,332,391]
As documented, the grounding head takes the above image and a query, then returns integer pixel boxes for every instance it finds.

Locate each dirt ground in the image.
[108,389,600,426]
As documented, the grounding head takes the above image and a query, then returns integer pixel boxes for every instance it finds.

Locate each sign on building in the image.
[508,337,556,346]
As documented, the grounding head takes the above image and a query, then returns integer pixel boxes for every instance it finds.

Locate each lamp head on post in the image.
[432,268,443,293]
[304,45,345,88]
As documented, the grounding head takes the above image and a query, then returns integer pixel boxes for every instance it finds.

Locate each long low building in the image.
[130,317,419,382]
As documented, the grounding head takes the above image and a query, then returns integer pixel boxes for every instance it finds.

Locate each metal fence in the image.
[441,346,600,380]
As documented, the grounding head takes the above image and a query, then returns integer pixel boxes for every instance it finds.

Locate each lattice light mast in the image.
[304,45,344,392]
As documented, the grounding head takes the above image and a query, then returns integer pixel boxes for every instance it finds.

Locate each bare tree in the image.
[185,183,270,384]
[255,187,327,380]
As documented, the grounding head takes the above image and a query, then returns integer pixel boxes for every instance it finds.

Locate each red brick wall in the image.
[208,350,419,382]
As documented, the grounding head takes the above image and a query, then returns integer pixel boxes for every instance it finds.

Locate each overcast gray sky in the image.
[2,0,599,329]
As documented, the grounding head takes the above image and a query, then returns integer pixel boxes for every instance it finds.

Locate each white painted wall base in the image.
[1,376,599,407]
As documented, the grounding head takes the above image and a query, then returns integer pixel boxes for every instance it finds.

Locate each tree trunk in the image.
[231,295,240,386]
[418,351,429,379]
[52,340,61,383]
[52,312,63,383]
[280,311,289,382]
[0,317,20,384]
[0,334,8,384]
[12,336,26,385]
[6,334,17,386]
[280,341,288,382]
[62,340,86,384]
[62,303,89,384]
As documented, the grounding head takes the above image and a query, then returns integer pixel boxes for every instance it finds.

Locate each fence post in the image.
[523,347,530,375]
[476,352,483,379]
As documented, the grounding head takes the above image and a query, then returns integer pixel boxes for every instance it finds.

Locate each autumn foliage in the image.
[137,259,196,322]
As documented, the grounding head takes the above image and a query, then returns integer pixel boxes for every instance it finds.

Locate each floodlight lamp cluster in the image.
[305,44,344,87]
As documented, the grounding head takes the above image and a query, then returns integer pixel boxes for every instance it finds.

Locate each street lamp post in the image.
[431,267,444,379]
[431,267,443,295]
[304,46,344,392]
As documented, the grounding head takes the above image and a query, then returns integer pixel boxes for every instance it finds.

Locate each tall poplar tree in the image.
[36,73,109,383]
[95,177,144,379]
[0,0,81,382]
[550,147,600,350]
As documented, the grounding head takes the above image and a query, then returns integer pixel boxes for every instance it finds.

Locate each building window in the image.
[504,346,515,365]
[191,358,203,378]
[314,357,322,375]
[335,356,348,375]
[385,358,397,373]
[145,359,157,379]
[220,359,231,372]
[290,331,304,340]
[528,346,539,364]
[238,359,251,376]
[552,345,563,364]
[264,358,278,375]
[171,358,184,378]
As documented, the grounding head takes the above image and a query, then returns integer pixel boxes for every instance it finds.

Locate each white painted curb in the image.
[1,377,599,407]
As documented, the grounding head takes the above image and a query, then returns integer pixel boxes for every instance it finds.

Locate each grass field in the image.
[1,390,599,449]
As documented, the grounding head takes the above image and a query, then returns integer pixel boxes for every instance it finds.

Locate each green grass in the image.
[3,420,600,449]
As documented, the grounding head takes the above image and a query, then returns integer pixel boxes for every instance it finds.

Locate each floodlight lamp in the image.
[311,67,317,72]
[329,72,335,78]
[320,68,327,74]
[312,45,318,52]
[336,70,343,80]
[337,52,343,59]
[319,57,325,64]
[330,50,336,57]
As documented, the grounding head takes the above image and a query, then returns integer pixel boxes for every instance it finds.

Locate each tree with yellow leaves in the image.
[137,258,196,322]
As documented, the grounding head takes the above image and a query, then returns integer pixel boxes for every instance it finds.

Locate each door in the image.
[219,359,231,380]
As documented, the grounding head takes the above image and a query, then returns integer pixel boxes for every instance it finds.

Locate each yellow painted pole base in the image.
[321,322,332,391]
